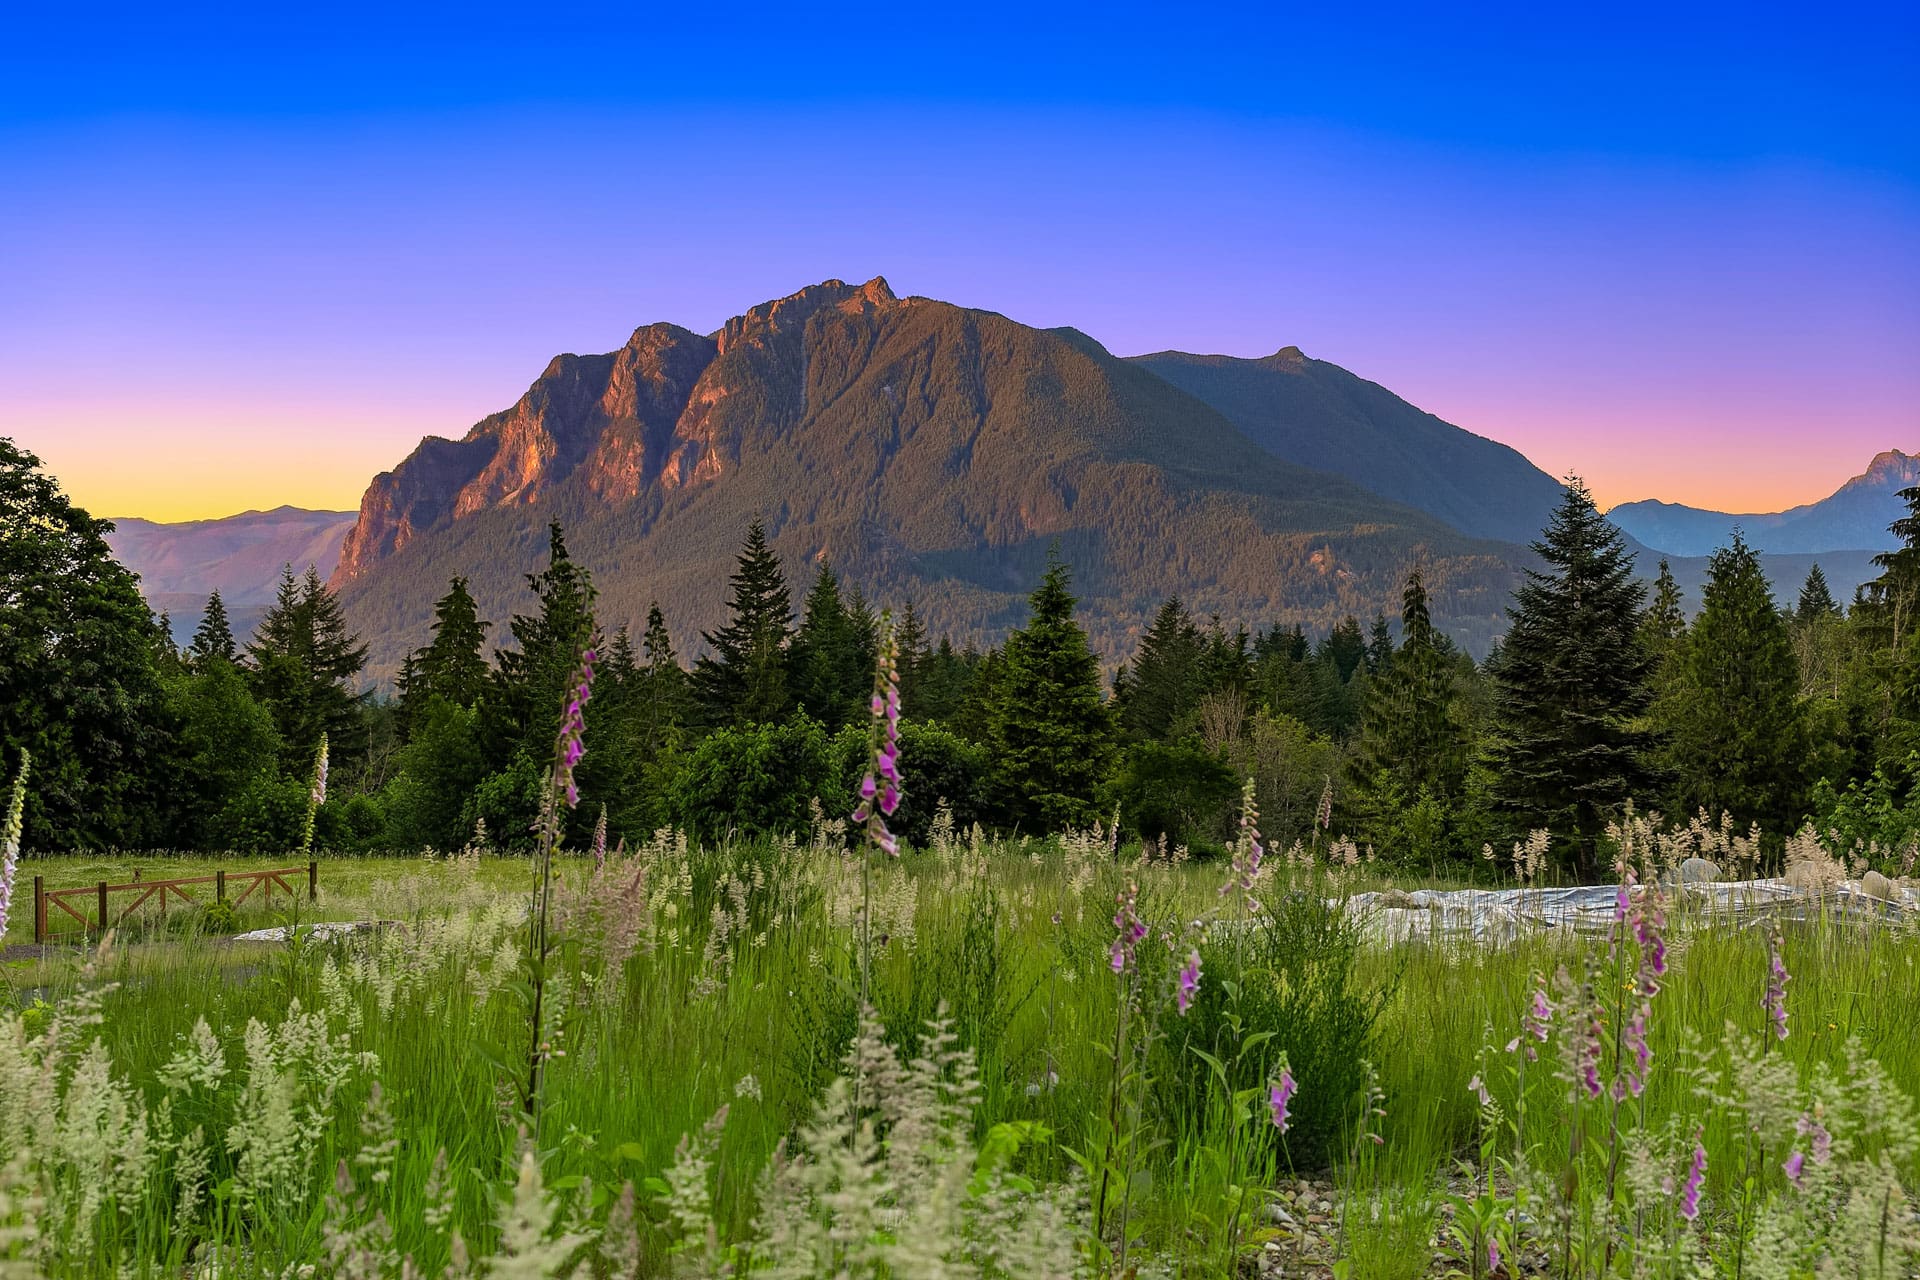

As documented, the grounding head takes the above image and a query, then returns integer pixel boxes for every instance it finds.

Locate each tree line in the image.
[3,433,1916,877]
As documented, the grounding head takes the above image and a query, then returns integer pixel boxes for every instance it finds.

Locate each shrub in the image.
[670,718,835,838]
[830,718,992,847]
[1103,738,1238,852]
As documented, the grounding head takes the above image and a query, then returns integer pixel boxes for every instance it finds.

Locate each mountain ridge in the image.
[326,277,1525,680]
[1608,450,1919,558]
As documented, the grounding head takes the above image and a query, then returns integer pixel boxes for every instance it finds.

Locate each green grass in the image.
[2,838,1916,1276]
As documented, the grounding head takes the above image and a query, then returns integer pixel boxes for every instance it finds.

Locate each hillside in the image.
[331,278,1523,681]
[1126,347,1566,545]
[1610,450,1920,557]
[105,506,356,644]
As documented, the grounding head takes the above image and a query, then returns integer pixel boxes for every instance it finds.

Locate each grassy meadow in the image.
[3,822,1917,1278]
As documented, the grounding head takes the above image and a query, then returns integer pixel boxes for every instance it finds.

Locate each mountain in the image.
[1126,347,1566,544]
[105,506,357,645]
[331,278,1525,682]
[1609,451,1920,558]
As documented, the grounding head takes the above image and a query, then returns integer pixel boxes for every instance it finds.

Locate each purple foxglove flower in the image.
[1269,1067,1297,1133]
[1176,950,1201,1014]
[1679,1139,1706,1220]
[1488,1238,1501,1275]
[880,784,899,816]
[1782,1150,1805,1185]
[1766,940,1792,1041]
[860,774,877,800]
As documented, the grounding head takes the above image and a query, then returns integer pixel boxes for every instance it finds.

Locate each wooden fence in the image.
[31,862,318,944]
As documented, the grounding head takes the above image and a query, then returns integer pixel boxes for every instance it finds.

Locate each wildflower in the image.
[1678,1137,1706,1221]
[1765,932,1791,1041]
[1176,950,1202,1015]
[1796,1112,1832,1165]
[309,734,329,808]
[1468,1074,1492,1108]
[1507,981,1554,1059]
[1315,774,1333,831]
[1618,1006,1651,1099]
[1269,1066,1297,1133]
[1221,778,1265,905]
[0,750,28,940]
[552,643,599,809]
[1109,881,1147,974]
[851,612,903,857]
[1573,995,1605,1099]
[733,1074,761,1101]
[1782,1149,1805,1185]
[1488,1238,1501,1275]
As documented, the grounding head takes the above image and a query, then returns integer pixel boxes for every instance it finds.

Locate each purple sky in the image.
[3,7,1916,523]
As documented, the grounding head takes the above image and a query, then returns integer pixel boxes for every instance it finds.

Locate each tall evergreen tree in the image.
[1489,480,1658,875]
[1365,612,1394,675]
[1657,534,1808,835]
[636,603,692,743]
[187,589,237,670]
[1318,616,1368,683]
[247,564,369,766]
[894,600,930,711]
[493,523,598,748]
[409,577,492,711]
[1796,564,1840,624]
[692,520,793,726]
[1641,559,1686,653]
[1116,597,1202,741]
[914,635,974,725]
[788,566,868,730]
[985,556,1116,829]
[1348,566,1466,831]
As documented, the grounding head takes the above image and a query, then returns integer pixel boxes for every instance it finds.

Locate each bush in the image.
[670,718,836,838]
[1155,888,1394,1168]
[1103,738,1238,852]
[830,719,992,847]
[210,774,307,852]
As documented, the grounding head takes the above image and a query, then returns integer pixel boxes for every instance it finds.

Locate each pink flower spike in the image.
[1176,950,1201,1015]
[1783,1150,1805,1185]
[1269,1067,1297,1133]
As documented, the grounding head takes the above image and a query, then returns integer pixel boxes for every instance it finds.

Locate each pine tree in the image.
[187,590,237,670]
[408,577,491,711]
[1365,613,1394,675]
[1796,563,1840,624]
[1489,480,1658,875]
[1319,616,1367,683]
[692,520,794,726]
[788,566,867,730]
[1348,567,1466,839]
[914,635,974,725]
[1657,534,1808,834]
[1641,559,1686,652]
[636,603,691,743]
[492,523,598,754]
[1116,597,1202,741]
[894,600,930,711]
[247,564,369,766]
[985,556,1116,829]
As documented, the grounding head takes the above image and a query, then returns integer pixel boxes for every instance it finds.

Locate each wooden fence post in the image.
[216,870,226,904]
[308,859,318,901]
[32,877,43,945]
[97,881,108,932]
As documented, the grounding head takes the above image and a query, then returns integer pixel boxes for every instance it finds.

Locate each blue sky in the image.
[3,1,1915,518]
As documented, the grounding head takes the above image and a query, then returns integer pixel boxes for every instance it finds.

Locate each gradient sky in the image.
[3,2,1915,522]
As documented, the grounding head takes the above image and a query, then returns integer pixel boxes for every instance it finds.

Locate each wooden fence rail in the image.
[31,862,318,944]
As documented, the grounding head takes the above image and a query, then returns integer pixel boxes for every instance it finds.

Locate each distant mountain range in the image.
[1610,451,1919,558]
[95,279,1907,673]
[104,506,355,646]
